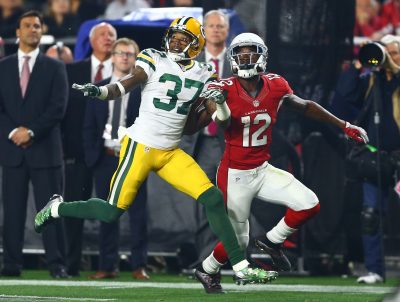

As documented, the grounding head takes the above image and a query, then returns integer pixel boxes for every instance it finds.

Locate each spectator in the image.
[62,22,117,277]
[0,0,24,39]
[381,0,400,35]
[45,43,74,63]
[44,0,80,38]
[334,34,400,284]
[354,0,384,40]
[201,10,230,78]
[104,0,150,20]
[0,10,68,278]
[84,38,149,280]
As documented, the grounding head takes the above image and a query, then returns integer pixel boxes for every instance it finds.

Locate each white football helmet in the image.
[227,33,268,78]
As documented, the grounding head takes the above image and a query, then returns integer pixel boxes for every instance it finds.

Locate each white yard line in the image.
[0,280,394,295]
[0,294,115,301]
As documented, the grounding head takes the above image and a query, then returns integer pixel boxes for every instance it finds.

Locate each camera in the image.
[358,42,386,68]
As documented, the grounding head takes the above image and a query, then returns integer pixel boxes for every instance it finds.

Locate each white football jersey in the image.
[126,48,216,149]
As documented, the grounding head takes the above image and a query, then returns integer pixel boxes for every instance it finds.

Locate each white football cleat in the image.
[357,272,383,284]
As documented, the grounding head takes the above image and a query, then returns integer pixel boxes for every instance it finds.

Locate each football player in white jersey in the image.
[34,17,278,286]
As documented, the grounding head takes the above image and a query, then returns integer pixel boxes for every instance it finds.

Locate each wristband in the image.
[215,102,231,121]
[99,86,108,100]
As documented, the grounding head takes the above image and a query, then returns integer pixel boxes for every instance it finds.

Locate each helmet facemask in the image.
[228,42,268,78]
[164,28,199,62]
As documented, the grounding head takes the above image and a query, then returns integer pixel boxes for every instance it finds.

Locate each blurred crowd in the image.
[355,0,400,40]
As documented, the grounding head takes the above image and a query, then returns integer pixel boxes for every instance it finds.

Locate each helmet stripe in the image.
[182,17,192,25]
[178,16,189,25]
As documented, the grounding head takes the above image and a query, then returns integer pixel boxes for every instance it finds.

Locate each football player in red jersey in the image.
[191,32,369,294]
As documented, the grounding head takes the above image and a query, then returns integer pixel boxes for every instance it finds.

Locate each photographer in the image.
[334,34,400,284]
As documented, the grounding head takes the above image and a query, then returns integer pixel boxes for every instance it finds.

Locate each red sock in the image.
[284,203,320,229]
[212,241,229,264]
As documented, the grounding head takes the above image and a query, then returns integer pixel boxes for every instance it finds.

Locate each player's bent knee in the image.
[299,189,319,210]
[197,186,223,207]
[309,191,319,208]
[297,192,319,211]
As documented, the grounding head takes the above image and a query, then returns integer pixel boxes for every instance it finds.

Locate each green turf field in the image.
[0,271,398,302]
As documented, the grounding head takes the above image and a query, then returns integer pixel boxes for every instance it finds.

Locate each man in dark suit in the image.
[0,11,68,278]
[181,10,231,263]
[83,38,149,280]
[62,22,117,276]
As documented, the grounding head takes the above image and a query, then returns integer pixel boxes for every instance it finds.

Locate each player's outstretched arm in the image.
[72,66,148,100]
[282,94,369,143]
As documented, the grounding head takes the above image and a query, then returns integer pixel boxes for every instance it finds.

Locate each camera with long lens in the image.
[358,42,386,68]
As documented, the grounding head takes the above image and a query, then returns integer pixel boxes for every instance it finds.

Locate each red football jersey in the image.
[210,74,293,169]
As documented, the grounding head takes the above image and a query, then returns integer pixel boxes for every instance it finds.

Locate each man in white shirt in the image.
[201,10,230,79]
[62,22,117,277]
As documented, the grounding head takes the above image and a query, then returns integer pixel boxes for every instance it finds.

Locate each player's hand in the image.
[72,83,101,97]
[199,89,226,104]
[343,121,369,143]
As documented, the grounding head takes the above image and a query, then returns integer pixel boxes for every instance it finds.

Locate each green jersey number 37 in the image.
[153,73,204,115]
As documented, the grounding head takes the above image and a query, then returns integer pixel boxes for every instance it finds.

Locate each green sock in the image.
[197,187,245,266]
[58,198,124,223]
